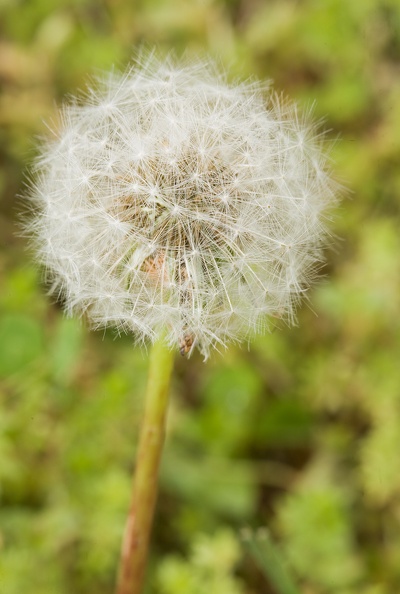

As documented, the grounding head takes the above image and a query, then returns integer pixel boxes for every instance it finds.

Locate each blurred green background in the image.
[1,0,400,592]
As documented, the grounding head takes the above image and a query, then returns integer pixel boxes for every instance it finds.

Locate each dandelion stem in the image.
[116,335,174,594]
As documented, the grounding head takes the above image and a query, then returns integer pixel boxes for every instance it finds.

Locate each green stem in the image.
[116,336,175,594]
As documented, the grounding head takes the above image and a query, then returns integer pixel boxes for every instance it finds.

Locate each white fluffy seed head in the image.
[27,55,339,358]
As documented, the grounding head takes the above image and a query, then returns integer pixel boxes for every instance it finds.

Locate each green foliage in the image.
[1,0,400,592]
[242,529,301,594]
[156,529,244,594]
[277,455,362,591]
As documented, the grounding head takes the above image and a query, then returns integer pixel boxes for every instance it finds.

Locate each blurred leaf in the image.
[156,529,244,594]
[0,314,43,376]
[277,456,362,591]
[50,316,84,385]
[242,528,300,594]
[162,453,256,520]
[359,420,400,505]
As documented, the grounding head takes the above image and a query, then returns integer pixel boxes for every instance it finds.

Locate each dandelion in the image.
[26,55,338,594]
[28,55,337,360]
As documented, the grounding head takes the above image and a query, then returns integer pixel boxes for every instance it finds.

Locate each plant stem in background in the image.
[242,528,301,594]
[116,337,175,594]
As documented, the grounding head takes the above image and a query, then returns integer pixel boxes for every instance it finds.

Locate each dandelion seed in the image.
[26,55,339,358]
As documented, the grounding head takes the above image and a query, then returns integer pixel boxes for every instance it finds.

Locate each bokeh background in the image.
[1,0,400,593]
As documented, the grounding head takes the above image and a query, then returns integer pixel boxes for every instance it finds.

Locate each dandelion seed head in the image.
[27,55,339,358]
